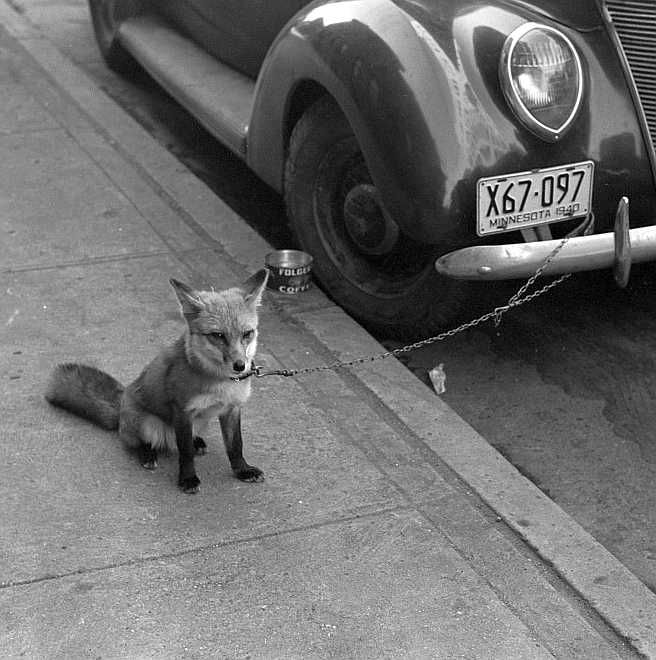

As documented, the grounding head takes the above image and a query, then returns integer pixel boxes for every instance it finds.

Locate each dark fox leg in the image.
[140,443,158,470]
[219,406,263,482]
[173,407,200,493]
[193,436,207,455]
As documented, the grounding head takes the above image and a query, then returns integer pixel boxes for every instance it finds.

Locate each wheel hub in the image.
[343,184,400,256]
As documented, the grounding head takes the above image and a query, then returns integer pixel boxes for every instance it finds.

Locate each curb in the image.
[2,3,654,655]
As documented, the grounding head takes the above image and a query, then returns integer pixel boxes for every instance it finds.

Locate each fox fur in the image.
[45,269,269,493]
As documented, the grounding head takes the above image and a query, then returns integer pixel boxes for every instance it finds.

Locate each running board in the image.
[117,14,254,158]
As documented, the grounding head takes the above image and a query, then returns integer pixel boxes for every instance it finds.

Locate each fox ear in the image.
[169,278,204,318]
[242,269,269,310]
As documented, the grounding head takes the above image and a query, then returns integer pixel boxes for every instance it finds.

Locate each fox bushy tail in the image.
[45,363,124,431]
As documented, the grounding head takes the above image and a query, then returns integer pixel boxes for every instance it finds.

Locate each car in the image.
[88,0,656,336]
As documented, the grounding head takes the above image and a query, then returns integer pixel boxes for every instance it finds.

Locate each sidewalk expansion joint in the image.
[5,0,25,15]
[2,249,173,274]
[0,503,415,591]
[0,125,67,137]
[2,247,229,276]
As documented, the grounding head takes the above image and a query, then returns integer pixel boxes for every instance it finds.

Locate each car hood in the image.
[501,0,604,30]
[396,0,604,31]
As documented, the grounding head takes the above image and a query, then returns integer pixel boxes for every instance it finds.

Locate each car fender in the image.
[248,0,499,244]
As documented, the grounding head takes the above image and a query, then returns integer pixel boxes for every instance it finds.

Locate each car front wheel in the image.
[284,97,469,338]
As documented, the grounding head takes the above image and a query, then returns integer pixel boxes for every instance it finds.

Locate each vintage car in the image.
[89,0,656,335]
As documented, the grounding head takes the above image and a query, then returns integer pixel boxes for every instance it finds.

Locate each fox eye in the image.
[242,329,254,341]
[207,331,225,342]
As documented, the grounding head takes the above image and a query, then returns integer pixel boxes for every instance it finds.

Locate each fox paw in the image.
[178,475,200,494]
[193,436,207,456]
[140,445,158,470]
[235,466,264,482]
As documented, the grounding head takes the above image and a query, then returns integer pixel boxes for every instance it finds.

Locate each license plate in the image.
[476,161,594,236]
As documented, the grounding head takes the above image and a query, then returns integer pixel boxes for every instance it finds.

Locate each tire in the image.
[284,97,470,338]
[88,0,142,74]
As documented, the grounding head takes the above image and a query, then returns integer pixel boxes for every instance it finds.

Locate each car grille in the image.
[605,1,656,145]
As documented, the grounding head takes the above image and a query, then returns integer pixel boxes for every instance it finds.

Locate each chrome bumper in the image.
[434,198,656,286]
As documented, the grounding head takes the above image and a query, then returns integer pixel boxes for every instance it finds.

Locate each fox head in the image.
[170,269,269,378]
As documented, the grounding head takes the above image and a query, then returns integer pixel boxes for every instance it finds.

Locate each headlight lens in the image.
[500,23,583,141]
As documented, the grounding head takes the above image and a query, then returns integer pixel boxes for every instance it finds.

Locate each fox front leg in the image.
[173,408,200,494]
[140,443,158,470]
[219,406,263,482]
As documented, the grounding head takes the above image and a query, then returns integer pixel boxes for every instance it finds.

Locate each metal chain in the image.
[237,235,572,381]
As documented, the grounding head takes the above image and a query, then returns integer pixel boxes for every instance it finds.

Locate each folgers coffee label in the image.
[275,264,312,277]
[275,281,311,294]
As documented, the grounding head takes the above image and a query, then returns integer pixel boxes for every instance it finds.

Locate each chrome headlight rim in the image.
[500,21,584,143]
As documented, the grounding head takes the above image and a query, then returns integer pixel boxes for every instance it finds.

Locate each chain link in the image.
[237,235,572,380]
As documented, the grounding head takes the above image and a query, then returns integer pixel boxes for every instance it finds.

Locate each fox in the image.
[45,269,269,493]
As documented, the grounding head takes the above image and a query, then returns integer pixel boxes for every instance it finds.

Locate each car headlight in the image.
[500,22,583,142]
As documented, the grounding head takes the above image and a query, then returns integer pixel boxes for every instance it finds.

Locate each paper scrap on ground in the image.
[429,363,446,394]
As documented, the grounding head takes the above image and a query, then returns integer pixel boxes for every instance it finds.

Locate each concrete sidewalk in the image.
[1,4,655,658]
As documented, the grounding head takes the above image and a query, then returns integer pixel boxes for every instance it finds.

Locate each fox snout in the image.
[233,359,247,373]
[220,340,256,376]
